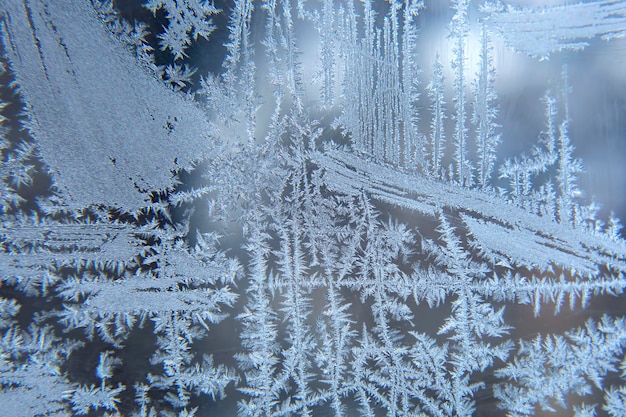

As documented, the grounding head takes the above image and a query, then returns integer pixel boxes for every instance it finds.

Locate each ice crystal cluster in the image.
[1,0,626,416]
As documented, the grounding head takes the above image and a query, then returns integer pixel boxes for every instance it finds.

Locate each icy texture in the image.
[486,0,626,59]
[1,0,626,416]
[1,0,212,210]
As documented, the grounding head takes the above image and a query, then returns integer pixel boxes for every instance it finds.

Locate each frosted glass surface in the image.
[1,1,626,416]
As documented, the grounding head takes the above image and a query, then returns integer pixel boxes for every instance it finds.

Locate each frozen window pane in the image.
[1,0,625,415]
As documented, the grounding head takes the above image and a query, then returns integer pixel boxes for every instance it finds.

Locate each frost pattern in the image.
[485,0,626,59]
[1,0,626,416]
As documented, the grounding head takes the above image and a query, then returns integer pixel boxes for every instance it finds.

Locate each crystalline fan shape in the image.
[1,0,626,416]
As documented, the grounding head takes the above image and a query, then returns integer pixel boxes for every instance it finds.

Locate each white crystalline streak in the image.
[486,0,626,59]
[0,0,213,210]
